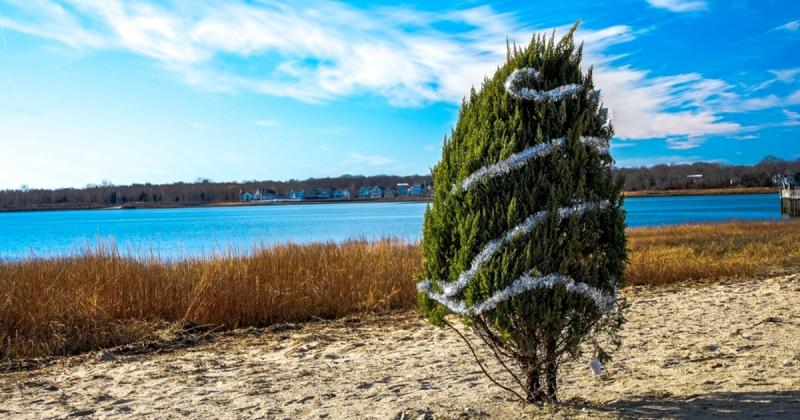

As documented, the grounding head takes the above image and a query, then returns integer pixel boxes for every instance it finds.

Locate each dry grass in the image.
[624,186,777,197]
[2,220,800,361]
[627,220,800,285]
[0,240,419,361]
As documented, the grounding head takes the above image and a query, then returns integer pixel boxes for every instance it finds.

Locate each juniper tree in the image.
[418,25,626,403]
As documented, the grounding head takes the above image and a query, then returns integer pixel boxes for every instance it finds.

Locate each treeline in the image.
[2,156,799,211]
[618,156,800,191]
[0,175,433,211]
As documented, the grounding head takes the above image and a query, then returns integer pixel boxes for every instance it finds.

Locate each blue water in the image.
[0,193,788,259]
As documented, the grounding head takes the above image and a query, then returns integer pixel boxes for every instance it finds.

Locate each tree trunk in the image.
[525,364,543,403]
[545,336,558,402]
[545,360,558,401]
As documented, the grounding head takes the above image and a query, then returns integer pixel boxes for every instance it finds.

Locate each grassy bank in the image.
[2,221,800,361]
[626,221,800,285]
[0,241,420,361]
[624,186,777,197]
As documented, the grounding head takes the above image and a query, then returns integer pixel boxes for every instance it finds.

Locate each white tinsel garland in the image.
[456,136,609,192]
[440,201,610,298]
[504,68,583,102]
[418,270,615,316]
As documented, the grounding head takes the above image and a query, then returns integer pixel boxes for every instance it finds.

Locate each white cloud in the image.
[255,119,279,127]
[783,110,800,126]
[0,0,752,140]
[345,152,395,167]
[774,20,800,32]
[751,68,800,92]
[190,121,210,130]
[770,68,800,83]
[593,69,740,138]
[646,0,707,13]
[666,137,705,150]
[789,90,800,104]
[610,141,637,149]
[615,155,703,168]
[731,134,759,141]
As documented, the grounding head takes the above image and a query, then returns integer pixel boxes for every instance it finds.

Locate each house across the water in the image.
[240,182,430,203]
[333,189,351,199]
[411,183,429,196]
[395,183,411,196]
[287,189,305,200]
[240,189,277,202]
[370,186,385,198]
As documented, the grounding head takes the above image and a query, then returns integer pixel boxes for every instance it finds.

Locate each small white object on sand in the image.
[590,358,602,375]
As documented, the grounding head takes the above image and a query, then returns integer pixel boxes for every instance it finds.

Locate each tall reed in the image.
[0,240,419,360]
[626,220,800,285]
[2,221,800,361]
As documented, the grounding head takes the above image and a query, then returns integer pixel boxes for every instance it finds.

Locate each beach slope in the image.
[2,274,799,418]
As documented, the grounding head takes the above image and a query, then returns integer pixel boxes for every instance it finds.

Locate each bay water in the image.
[0,193,788,259]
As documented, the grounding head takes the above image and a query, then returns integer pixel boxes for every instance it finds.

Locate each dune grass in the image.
[626,220,800,285]
[2,220,800,361]
[0,240,420,361]
[623,186,776,197]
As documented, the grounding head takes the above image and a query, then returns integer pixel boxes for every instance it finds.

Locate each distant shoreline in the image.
[0,187,780,213]
[623,186,777,198]
[0,197,434,213]
[201,197,433,208]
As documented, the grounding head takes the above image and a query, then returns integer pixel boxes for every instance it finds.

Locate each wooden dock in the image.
[781,187,800,217]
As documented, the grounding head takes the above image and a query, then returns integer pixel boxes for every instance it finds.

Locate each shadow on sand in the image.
[591,390,800,419]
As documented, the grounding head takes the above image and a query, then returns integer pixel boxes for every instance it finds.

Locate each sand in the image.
[2,274,800,419]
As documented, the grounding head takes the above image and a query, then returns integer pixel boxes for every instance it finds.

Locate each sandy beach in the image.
[2,274,799,419]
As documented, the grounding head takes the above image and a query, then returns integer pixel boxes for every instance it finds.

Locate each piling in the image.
[781,188,800,217]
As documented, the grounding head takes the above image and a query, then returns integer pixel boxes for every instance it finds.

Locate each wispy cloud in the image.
[615,155,704,168]
[789,90,800,104]
[774,20,800,32]
[646,0,707,13]
[594,70,740,138]
[751,67,800,92]
[770,68,800,83]
[731,134,759,141]
[190,121,210,130]
[783,110,800,126]
[666,137,705,150]
[255,119,279,127]
[610,141,638,149]
[344,152,395,167]
[0,0,760,141]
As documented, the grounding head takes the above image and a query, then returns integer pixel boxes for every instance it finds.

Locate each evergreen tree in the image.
[418,25,627,403]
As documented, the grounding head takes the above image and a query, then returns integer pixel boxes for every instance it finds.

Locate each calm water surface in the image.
[0,193,789,259]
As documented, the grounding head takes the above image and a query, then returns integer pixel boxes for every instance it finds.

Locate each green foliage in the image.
[419,24,627,401]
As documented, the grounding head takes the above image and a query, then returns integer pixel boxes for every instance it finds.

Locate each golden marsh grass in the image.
[2,221,800,361]
[0,240,420,361]
[626,220,800,285]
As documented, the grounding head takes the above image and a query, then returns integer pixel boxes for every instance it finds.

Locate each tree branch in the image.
[443,319,527,403]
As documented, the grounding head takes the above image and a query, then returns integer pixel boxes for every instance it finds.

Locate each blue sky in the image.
[0,0,798,189]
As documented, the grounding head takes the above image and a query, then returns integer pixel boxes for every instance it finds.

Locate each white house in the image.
[253,189,278,201]
[395,183,411,196]
[287,189,305,200]
[333,189,351,199]
[370,186,384,198]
